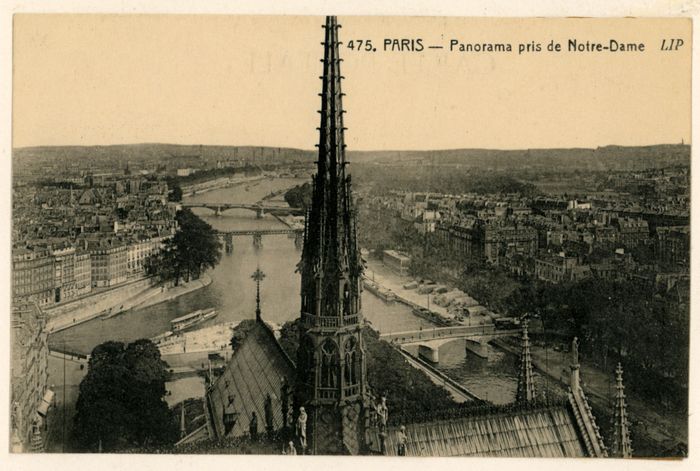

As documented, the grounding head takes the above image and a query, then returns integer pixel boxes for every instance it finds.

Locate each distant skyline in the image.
[11,141,690,152]
[13,15,691,150]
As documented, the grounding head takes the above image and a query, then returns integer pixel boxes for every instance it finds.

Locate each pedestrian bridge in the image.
[181,202,302,218]
[380,324,524,363]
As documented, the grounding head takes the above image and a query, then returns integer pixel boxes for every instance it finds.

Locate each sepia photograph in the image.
[8,11,692,461]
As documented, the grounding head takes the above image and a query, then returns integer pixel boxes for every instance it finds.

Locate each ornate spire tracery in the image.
[610,363,633,458]
[295,17,369,456]
[516,319,536,403]
[300,15,362,326]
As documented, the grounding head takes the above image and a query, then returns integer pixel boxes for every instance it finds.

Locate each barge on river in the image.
[362,278,396,303]
[412,306,458,327]
[170,308,218,333]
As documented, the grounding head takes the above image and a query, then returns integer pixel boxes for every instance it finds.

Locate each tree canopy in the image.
[503,276,689,411]
[283,182,312,210]
[165,177,183,202]
[146,208,222,285]
[73,339,178,452]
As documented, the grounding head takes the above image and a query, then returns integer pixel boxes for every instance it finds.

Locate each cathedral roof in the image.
[367,336,610,458]
[207,321,295,439]
[370,400,596,457]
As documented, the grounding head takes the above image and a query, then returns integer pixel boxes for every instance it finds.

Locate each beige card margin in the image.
[1,1,699,471]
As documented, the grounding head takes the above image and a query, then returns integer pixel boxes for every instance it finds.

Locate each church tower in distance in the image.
[295,15,369,455]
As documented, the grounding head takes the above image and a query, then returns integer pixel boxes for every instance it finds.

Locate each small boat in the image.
[170,308,218,333]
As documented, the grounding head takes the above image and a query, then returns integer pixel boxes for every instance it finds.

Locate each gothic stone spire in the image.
[299,14,362,327]
[295,16,369,456]
[610,363,633,458]
[516,319,536,403]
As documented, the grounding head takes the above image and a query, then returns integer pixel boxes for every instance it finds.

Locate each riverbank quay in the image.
[395,347,481,402]
[364,259,490,327]
[45,277,155,333]
[136,274,212,312]
[45,274,212,334]
[365,260,450,316]
[181,175,267,197]
[491,336,686,456]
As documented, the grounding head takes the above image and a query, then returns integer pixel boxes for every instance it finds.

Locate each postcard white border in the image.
[1,2,698,471]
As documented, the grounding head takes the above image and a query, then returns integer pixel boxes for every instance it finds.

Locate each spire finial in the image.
[516,318,536,403]
[251,266,266,322]
[610,362,633,458]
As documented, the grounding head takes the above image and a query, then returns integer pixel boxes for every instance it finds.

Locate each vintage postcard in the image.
[7,11,693,464]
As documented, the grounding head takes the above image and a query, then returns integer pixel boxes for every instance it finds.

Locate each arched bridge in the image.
[216,229,302,236]
[381,324,527,363]
[181,202,303,218]
[216,228,304,252]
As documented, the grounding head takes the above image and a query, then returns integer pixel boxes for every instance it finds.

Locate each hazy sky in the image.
[13,15,691,150]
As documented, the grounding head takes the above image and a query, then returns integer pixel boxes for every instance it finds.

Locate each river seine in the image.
[50,177,530,404]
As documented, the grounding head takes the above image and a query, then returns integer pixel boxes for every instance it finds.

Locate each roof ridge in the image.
[389,398,569,426]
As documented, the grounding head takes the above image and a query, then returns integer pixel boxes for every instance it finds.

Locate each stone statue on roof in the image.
[572,337,579,365]
[296,406,308,452]
[376,395,388,431]
[281,378,290,428]
[396,425,407,456]
[264,393,274,438]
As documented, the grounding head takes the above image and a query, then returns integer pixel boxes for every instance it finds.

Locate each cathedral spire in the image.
[295,16,369,456]
[300,14,361,326]
[610,363,633,458]
[516,318,536,403]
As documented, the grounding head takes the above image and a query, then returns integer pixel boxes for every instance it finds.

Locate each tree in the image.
[283,183,312,210]
[115,207,129,220]
[145,208,222,285]
[173,208,222,281]
[145,244,178,283]
[168,183,183,202]
[73,339,178,451]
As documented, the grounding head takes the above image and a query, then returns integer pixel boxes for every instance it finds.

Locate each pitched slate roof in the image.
[372,402,588,457]
[207,321,295,439]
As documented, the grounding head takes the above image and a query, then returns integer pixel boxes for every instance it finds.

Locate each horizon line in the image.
[12,141,691,154]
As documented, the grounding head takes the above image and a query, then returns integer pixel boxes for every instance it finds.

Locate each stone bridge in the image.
[380,324,525,363]
[181,202,302,218]
[216,228,304,252]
